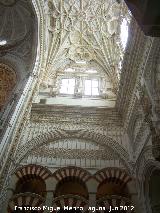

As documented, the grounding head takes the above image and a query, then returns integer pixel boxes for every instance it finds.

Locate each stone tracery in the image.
[44,0,130,95]
[0,0,160,213]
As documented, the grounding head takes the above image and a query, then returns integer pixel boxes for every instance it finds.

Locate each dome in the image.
[0,0,34,49]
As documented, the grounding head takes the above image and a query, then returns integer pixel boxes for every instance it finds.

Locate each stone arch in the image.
[95,167,132,199]
[53,167,91,199]
[16,129,131,171]
[53,167,90,211]
[95,167,134,212]
[94,167,132,184]
[53,166,91,183]
[14,164,52,180]
[7,165,50,212]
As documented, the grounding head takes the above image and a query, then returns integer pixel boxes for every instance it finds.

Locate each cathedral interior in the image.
[0,0,160,212]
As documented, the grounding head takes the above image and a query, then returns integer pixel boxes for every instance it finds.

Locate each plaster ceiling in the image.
[45,0,130,94]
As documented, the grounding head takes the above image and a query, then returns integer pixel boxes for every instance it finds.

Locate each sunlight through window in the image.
[85,80,92,95]
[60,78,75,94]
[120,19,128,49]
[0,40,7,46]
[86,69,97,74]
[65,68,75,72]
[75,60,87,64]
[84,79,99,96]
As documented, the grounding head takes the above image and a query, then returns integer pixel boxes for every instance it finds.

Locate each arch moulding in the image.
[15,129,132,172]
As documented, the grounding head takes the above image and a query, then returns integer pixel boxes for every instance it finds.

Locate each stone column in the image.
[127,180,144,213]
[44,177,57,213]
[2,174,18,212]
[86,178,98,212]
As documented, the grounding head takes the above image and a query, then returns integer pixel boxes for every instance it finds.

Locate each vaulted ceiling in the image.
[45,0,130,94]
[0,0,37,78]
[0,0,37,134]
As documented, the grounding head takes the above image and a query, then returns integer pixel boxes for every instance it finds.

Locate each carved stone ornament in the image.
[44,0,130,94]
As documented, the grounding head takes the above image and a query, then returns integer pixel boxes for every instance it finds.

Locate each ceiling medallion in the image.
[0,0,16,6]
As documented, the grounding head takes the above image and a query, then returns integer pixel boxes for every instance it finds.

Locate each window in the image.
[0,40,7,46]
[84,79,99,96]
[58,67,102,97]
[120,19,129,49]
[60,78,75,95]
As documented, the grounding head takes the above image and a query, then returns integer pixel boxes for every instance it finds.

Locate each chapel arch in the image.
[54,176,89,199]
[53,166,90,199]
[7,164,51,213]
[14,174,46,197]
[95,168,133,213]
[53,167,89,212]
[95,168,131,200]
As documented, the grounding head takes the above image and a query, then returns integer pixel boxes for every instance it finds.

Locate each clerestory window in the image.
[59,77,100,97]
[57,66,107,98]
[84,79,99,96]
[60,78,75,95]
